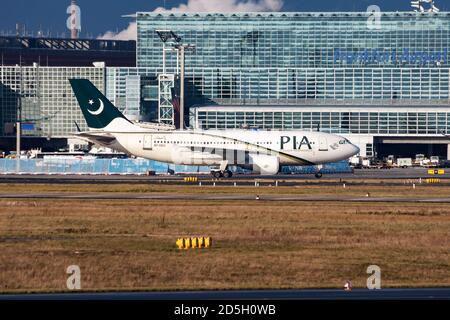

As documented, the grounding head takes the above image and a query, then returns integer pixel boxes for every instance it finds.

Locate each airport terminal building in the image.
[1,11,450,159]
[0,37,133,150]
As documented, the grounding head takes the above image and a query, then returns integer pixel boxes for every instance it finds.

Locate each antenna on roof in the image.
[411,0,440,13]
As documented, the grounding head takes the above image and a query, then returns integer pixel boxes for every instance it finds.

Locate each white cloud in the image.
[98,22,137,41]
[154,0,283,13]
[99,0,283,40]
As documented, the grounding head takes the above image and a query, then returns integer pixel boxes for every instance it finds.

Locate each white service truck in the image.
[397,158,412,168]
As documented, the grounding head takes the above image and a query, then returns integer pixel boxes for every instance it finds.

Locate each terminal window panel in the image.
[447,114,450,133]
[195,110,450,135]
[399,113,408,134]
[360,113,369,134]
[236,112,245,128]
[108,66,450,105]
[255,113,264,128]
[293,113,302,129]
[408,113,418,134]
[273,112,283,129]
[330,113,340,132]
[263,112,273,128]
[438,113,447,133]
[428,113,437,134]
[387,113,397,134]
[418,113,427,134]
[350,112,360,134]
[321,112,331,131]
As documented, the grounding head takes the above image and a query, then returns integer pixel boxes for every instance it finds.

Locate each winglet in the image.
[73,121,81,133]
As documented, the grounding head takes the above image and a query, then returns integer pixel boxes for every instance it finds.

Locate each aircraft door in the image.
[319,137,328,151]
[143,135,153,150]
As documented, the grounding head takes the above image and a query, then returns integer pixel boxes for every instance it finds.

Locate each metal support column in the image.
[158,74,175,125]
[179,46,185,130]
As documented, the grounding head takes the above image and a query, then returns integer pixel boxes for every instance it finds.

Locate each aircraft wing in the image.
[74,132,117,145]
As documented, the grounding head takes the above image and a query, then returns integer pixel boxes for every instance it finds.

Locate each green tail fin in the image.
[69,79,131,129]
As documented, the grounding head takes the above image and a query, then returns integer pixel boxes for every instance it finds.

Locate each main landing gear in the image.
[211,160,232,179]
[314,164,323,179]
[211,170,233,179]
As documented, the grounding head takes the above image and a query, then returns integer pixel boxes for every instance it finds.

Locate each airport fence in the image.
[0,159,352,175]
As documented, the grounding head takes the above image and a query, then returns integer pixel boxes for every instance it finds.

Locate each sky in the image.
[0,0,448,40]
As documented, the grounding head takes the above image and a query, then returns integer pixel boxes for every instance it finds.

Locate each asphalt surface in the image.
[0,168,449,185]
[1,288,449,300]
[1,192,450,203]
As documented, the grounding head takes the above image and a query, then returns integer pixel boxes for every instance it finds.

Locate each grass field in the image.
[0,183,449,293]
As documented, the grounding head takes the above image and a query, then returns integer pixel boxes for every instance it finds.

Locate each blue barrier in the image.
[0,159,352,175]
[281,160,353,174]
[0,159,210,175]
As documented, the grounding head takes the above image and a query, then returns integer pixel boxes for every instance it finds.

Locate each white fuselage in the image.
[84,118,360,169]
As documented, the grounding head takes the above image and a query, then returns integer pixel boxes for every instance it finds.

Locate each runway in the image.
[0,168,449,185]
[1,288,450,300]
[1,191,450,203]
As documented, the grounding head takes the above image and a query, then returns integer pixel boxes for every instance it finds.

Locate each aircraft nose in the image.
[351,144,360,156]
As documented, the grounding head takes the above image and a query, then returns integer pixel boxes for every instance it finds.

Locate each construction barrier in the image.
[428,169,445,175]
[176,237,212,250]
[426,178,441,184]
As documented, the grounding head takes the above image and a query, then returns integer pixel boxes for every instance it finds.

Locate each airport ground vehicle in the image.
[397,158,413,168]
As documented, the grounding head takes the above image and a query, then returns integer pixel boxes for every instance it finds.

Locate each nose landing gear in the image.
[314,164,323,179]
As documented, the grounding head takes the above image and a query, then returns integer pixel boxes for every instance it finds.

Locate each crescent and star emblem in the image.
[87,98,104,115]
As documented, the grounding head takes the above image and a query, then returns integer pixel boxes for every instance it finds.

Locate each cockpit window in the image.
[339,138,351,145]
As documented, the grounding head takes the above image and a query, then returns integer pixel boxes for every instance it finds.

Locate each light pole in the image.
[16,63,23,171]
[155,30,182,74]
[176,44,196,130]
[155,30,195,130]
[155,30,182,127]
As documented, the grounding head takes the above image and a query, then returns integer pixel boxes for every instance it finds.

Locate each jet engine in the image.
[249,154,280,175]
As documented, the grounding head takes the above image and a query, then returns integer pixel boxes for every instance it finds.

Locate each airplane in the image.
[69,79,360,178]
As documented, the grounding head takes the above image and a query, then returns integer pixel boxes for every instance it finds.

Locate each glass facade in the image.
[125,75,141,120]
[192,106,450,135]
[137,12,450,106]
[106,67,160,122]
[0,66,105,137]
[137,12,450,69]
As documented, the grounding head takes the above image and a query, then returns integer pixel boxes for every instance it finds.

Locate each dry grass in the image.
[0,186,449,293]
[1,182,450,198]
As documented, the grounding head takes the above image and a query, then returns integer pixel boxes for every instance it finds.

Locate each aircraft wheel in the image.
[315,172,323,179]
[223,170,233,178]
[212,171,222,179]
